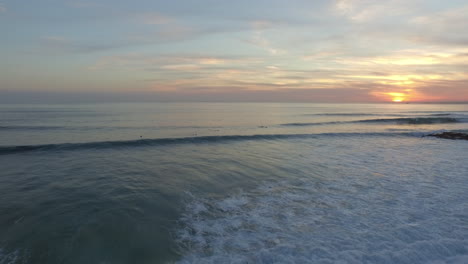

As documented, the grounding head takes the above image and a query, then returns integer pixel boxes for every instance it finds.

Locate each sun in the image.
[385,92,406,103]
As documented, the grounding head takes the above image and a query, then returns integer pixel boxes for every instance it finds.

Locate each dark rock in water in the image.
[427,132,468,140]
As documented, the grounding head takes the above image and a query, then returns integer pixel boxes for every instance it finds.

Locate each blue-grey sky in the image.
[1,0,468,103]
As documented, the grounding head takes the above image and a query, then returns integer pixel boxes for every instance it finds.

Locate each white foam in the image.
[0,249,20,264]
[176,178,468,264]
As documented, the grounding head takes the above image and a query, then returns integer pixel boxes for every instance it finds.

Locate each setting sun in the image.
[385,92,407,102]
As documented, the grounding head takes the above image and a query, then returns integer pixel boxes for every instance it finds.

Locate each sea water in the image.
[0,103,467,263]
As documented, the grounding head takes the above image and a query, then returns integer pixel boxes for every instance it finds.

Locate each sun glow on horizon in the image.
[385,92,407,103]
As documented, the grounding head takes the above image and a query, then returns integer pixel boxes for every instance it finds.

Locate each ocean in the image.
[0,103,467,264]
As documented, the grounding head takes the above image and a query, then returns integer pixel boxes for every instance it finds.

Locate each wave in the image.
[428,113,452,116]
[0,109,92,113]
[358,117,460,124]
[404,110,468,113]
[0,125,223,131]
[0,125,65,131]
[307,113,381,117]
[282,117,462,127]
[305,113,453,117]
[281,121,343,126]
[0,132,407,155]
[176,178,468,263]
[0,248,20,264]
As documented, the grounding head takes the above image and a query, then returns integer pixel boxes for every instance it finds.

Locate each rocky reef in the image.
[427,132,468,140]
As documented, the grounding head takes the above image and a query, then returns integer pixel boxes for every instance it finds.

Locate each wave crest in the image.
[281,117,461,127]
[0,132,401,155]
[360,117,459,124]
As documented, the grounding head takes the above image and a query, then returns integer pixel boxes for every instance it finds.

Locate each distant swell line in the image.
[0,132,405,155]
[0,125,65,131]
[357,117,460,124]
[305,113,453,117]
[306,113,381,117]
[0,125,222,131]
[281,117,462,127]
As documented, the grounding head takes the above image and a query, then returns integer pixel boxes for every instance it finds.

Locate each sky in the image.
[1,0,468,103]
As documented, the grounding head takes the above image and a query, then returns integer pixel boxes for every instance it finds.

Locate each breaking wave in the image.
[0,248,20,264]
[358,117,460,124]
[306,113,382,117]
[0,132,407,155]
[176,180,468,263]
[307,113,451,117]
[282,117,462,127]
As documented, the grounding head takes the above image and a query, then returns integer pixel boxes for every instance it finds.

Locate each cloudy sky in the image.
[1,0,468,103]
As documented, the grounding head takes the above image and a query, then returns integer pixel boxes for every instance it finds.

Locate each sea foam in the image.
[176,177,468,263]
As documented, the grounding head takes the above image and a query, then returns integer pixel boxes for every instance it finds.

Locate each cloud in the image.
[0,87,376,103]
[127,19,248,46]
[88,53,261,72]
[247,21,285,55]
[334,0,411,22]
[249,32,282,55]
[194,88,377,102]
[87,42,468,101]
[408,5,468,46]
[160,64,201,71]
[415,79,468,102]
[0,3,6,13]
[410,5,468,28]
[4,78,466,103]
[40,36,127,53]
[136,12,173,25]
[4,1,468,103]
[332,2,468,48]
[67,1,100,8]
[126,12,208,44]
[337,48,468,66]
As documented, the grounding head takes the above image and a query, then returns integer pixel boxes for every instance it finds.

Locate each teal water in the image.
[1,103,467,263]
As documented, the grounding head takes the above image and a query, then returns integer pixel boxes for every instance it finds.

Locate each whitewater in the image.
[0,103,467,263]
